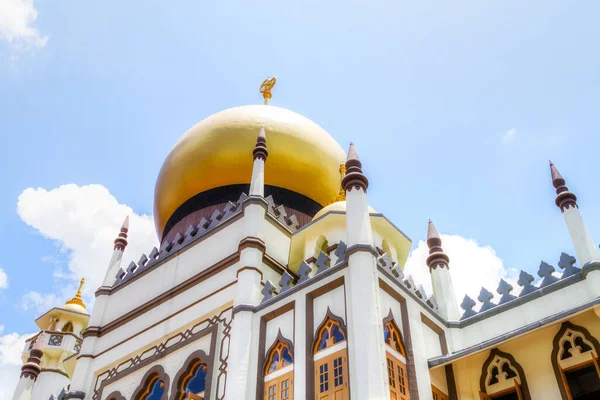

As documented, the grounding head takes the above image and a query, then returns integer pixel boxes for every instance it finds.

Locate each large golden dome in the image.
[154,105,346,238]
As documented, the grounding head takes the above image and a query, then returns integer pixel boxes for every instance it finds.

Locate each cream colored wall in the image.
[313,285,346,331]
[262,218,291,266]
[430,366,448,395]
[380,289,404,332]
[452,309,600,399]
[423,324,442,360]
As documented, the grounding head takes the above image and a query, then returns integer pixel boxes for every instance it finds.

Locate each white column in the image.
[406,302,434,398]
[563,206,600,266]
[345,181,388,399]
[12,377,35,400]
[431,268,460,321]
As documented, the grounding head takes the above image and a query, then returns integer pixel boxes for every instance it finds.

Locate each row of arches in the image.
[261,310,410,400]
[479,322,600,400]
[107,351,210,400]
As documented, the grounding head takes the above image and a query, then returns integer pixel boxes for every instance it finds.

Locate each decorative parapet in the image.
[113,193,300,287]
[260,240,348,304]
[459,252,584,320]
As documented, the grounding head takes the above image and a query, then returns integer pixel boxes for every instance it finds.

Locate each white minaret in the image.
[102,216,129,287]
[426,220,460,321]
[550,161,600,266]
[226,127,268,400]
[66,219,129,398]
[342,143,389,399]
[12,334,44,400]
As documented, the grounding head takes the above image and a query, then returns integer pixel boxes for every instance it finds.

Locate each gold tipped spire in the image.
[65,278,86,310]
[260,76,277,105]
[329,163,347,204]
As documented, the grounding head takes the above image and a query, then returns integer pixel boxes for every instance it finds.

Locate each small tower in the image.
[101,216,129,287]
[426,220,460,321]
[342,143,389,399]
[550,161,600,266]
[14,280,90,400]
[226,127,269,400]
[12,334,44,400]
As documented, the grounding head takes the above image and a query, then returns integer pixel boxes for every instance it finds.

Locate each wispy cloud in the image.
[502,128,517,142]
[0,0,48,50]
[0,268,7,291]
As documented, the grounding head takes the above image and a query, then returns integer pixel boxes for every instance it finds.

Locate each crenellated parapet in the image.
[113,193,299,287]
[459,252,586,320]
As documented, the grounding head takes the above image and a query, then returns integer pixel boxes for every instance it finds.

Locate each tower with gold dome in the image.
[15,78,600,400]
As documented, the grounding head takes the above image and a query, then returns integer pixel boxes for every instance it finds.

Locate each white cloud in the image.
[502,128,517,142]
[404,234,519,312]
[17,184,158,305]
[0,268,7,291]
[0,0,48,49]
[20,291,62,315]
[0,326,35,400]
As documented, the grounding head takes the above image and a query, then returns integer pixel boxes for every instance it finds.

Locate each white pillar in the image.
[342,144,389,400]
[12,336,43,400]
[427,220,460,321]
[225,127,268,400]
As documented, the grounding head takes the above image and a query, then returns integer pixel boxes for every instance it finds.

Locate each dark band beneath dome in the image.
[161,184,323,240]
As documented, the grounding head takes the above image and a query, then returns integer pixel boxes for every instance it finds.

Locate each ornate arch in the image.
[132,365,170,400]
[383,310,407,357]
[479,348,531,400]
[551,321,600,399]
[171,350,213,400]
[104,392,126,400]
[312,308,347,354]
[314,235,329,259]
[263,329,295,375]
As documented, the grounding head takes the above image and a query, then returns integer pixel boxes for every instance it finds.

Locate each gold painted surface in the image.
[154,105,346,237]
[64,278,87,313]
[260,76,277,104]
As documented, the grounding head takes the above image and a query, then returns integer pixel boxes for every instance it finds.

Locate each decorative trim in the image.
[429,297,600,368]
[236,266,263,280]
[92,308,230,400]
[262,330,295,375]
[232,305,255,316]
[551,321,600,400]
[40,368,70,379]
[103,391,126,400]
[345,244,380,259]
[238,236,266,254]
[84,254,238,338]
[131,365,170,400]
[420,313,448,355]
[479,348,531,399]
[171,349,214,400]
[311,308,347,355]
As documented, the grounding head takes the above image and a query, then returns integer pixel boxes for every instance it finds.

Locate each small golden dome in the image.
[313,200,377,220]
[154,105,346,238]
[63,278,88,315]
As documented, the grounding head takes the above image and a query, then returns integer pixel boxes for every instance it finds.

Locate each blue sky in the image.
[1,0,600,395]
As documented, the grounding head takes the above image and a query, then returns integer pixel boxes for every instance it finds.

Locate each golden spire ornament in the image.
[65,278,86,310]
[330,163,347,204]
[260,76,277,105]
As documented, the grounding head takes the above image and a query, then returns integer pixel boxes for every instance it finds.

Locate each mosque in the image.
[12,78,600,400]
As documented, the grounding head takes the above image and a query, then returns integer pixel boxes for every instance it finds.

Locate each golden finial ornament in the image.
[330,163,347,204]
[65,278,86,310]
[260,76,277,105]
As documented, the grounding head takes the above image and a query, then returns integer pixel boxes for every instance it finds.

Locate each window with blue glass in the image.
[137,375,165,400]
[315,319,346,352]
[264,339,294,400]
[313,316,348,399]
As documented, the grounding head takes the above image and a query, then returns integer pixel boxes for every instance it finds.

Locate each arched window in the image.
[479,349,530,400]
[61,321,74,333]
[314,235,329,259]
[133,366,169,400]
[172,351,212,400]
[552,322,600,400]
[312,310,348,400]
[263,333,294,400]
[383,313,409,400]
[138,375,165,400]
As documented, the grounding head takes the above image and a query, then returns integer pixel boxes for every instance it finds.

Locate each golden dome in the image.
[313,200,377,220]
[154,105,346,237]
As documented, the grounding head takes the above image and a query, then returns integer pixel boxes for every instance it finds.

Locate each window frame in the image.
[131,365,170,400]
[479,348,530,400]
[262,331,295,400]
[171,350,213,400]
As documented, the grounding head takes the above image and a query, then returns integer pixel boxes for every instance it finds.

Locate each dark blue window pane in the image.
[384,326,390,341]
[318,330,330,350]
[332,325,345,344]
[186,364,207,393]
[146,379,164,400]
[269,352,280,372]
[282,347,293,365]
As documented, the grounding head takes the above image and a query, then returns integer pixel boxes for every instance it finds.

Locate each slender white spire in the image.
[249,126,267,197]
[550,161,600,266]
[101,216,129,287]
